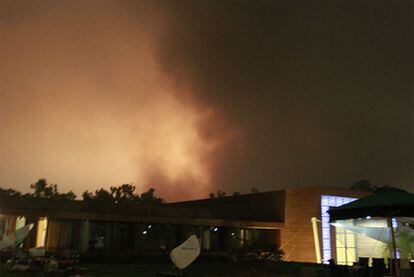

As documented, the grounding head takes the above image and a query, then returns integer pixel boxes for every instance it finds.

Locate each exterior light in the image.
[142,230,148,235]
[366,216,371,219]
[213,227,218,232]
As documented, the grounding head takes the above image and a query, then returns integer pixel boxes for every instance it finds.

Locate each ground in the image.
[0,260,356,276]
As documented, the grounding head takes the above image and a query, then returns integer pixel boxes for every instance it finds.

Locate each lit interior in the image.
[36,217,48,247]
[321,195,401,266]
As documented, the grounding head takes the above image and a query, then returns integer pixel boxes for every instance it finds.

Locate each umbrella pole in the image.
[387,217,400,277]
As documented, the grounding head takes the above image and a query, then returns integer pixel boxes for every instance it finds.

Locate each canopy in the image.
[329,187,414,222]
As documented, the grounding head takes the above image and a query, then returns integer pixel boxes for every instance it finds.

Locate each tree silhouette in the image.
[140,188,164,204]
[0,188,22,197]
[55,190,76,200]
[82,185,164,205]
[88,188,113,203]
[217,190,226,197]
[1,179,166,204]
[209,190,227,198]
[110,184,139,204]
[30,179,57,198]
[30,178,76,200]
[350,179,377,192]
[82,190,93,201]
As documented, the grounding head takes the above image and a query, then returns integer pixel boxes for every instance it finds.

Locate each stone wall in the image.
[281,187,368,263]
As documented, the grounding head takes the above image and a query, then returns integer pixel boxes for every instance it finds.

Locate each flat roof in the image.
[0,195,284,229]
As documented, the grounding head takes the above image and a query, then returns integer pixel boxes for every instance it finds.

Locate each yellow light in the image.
[36,217,48,247]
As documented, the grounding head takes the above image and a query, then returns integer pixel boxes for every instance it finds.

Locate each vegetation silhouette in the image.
[0,178,75,200]
[30,178,76,200]
[350,179,378,192]
[209,187,259,198]
[83,184,164,205]
[0,179,164,205]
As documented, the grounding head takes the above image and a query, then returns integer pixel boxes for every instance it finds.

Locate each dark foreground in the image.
[0,261,411,277]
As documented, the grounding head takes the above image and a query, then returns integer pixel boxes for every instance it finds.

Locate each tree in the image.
[29,178,76,200]
[0,188,22,197]
[140,188,164,205]
[397,226,414,259]
[350,180,377,192]
[208,191,224,198]
[30,179,57,199]
[82,185,164,205]
[82,190,93,201]
[216,190,226,197]
[89,188,113,203]
[54,191,76,201]
[209,190,241,197]
[109,184,139,204]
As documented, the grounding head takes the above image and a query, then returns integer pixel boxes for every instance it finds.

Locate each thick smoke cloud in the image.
[0,1,215,200]
[155,2,413,193]
[0,1,412,201]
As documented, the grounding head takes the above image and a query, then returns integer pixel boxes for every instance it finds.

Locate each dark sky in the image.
[0,1,413,200]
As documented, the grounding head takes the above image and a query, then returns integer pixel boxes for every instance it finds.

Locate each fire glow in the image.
[0,2,223,201]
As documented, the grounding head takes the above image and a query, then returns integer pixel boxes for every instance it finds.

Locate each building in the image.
[1,186,383,264]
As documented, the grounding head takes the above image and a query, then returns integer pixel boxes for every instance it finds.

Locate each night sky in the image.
[0,1,413,200]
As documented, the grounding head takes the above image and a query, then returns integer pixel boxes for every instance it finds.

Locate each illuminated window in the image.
[320,195,357,264]
[335,220,356,265]
[36,217,48,247]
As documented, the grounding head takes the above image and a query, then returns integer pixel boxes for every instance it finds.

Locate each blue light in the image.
[391,218,400,258]
[320,195,357,264]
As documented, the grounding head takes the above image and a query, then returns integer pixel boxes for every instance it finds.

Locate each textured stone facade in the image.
[281,187,368,263]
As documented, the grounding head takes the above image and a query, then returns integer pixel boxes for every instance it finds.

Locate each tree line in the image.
[0,178,389,204]
[0,178,164,205]
[208,180,383,198]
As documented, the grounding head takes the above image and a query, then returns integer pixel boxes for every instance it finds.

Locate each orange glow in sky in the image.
[3,2,411,198]
[0,2,220,200]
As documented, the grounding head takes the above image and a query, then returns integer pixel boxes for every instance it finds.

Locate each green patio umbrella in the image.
[329,187,414,221]
[328,187,414,277]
